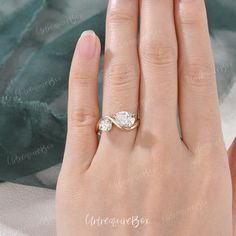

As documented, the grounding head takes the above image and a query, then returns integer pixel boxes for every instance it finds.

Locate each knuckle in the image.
[194,139,226,158]
[70,109,98,128]
[105,63,138,90]
[179,4,205,26]
[180,12,202,26]
[70,68,94,86]
[182,63,216,88]
[108,10,135,25]
[140,39,177,66]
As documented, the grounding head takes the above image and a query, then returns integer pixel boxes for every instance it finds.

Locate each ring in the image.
[97,111,140,135]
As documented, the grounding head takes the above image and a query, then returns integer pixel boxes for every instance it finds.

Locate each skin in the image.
[56,0,235,235]
[229,138,236,234]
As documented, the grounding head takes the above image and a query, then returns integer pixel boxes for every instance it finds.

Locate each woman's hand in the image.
[56,0,233,235]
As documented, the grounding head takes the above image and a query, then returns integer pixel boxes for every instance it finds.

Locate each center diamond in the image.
[113,111,136,128]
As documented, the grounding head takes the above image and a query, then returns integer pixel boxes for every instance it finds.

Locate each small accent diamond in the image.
[114,111,136,128]
[99,117,112,132]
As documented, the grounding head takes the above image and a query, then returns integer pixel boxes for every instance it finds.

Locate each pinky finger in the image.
[61,31,101,175]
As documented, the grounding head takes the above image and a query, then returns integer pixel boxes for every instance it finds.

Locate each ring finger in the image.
[100,0,140,148]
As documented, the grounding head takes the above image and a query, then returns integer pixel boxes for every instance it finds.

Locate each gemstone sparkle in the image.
[98,117,112,132]
[113,111,136,128]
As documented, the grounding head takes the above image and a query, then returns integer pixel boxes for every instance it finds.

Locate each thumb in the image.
[228,138,236,233]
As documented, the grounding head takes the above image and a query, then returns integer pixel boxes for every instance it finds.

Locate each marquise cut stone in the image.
[99,118,112,132]
[114,111,136,128]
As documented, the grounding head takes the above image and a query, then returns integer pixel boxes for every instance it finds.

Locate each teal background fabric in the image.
[0,0,235,189]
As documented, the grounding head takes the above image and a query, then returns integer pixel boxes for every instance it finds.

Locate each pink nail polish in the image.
[78,30,97,59]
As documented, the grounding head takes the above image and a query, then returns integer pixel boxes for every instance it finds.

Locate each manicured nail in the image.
[110,0,130,8]
[78,30,97,59]
[110,0,118,7]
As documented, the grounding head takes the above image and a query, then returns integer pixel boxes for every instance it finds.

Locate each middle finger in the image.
[139,0,179,140]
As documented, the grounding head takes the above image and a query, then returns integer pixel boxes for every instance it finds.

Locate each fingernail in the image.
[110,0,119,7]
[78,30,97,59]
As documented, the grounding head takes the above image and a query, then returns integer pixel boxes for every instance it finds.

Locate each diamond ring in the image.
[97,111,140,135]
